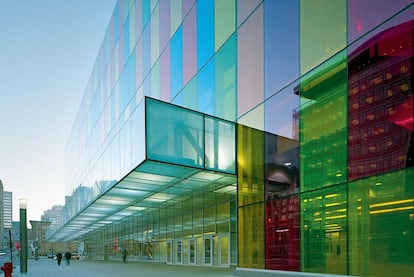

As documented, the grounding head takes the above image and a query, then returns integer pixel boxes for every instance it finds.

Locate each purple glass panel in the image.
[348,0,412,44]
[183,0,196,18]
[159,0,170,53]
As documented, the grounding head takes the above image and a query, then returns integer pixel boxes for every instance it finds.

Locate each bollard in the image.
[0,263,12,277]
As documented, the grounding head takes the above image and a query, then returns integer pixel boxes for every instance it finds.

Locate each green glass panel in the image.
[348,168,414,277]
[214,0,235,51]
[300,0,346,74]
[301,184,347,275]
[146,98,204,168]
[299,51,348,191]
[215,34,236,122]
[170,0,182,37]
[205,116,236,173]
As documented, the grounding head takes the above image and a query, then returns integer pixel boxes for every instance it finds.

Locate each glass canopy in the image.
[47,98,236,242]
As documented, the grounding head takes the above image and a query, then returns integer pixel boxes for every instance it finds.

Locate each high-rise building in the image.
[46,1,414,277]
[3,192,12,230]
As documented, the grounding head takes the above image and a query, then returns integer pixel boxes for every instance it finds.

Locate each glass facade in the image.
[48,1,413,276]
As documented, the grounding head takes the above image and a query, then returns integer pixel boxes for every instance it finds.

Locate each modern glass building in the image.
[46,1,414,276]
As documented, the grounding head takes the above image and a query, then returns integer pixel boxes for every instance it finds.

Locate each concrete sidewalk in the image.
[9,259,236,277]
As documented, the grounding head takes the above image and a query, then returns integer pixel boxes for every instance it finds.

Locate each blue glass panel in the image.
[264,0,299,98]
[170,27,183,100]
[197,0,215,69]
[123,15,130,62]
[198,59,214,115]
[114,3,120,42]
[119,51,136,112]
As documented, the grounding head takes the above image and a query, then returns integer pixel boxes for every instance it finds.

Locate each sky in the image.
[0,0,116,222]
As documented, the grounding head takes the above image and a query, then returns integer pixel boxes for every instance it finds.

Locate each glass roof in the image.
[47,160,236,242]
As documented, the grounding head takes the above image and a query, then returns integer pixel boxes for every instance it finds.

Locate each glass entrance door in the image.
[213,235,230,267]
[189,239,196,264]
[204,237,212,265]
[166,241,172,264]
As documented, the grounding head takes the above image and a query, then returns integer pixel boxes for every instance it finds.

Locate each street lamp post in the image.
[19,199,28,273]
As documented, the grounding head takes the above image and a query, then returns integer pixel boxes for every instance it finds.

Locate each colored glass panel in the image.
[237,4,263,117]
[237,125,264,207]
[182,77,197,111]
[300,0,346,75]
[142,0,151,28]
[215,34,236,122]
[348,0,413,44]
[264,0,299,98]
[265,133,299,271]
[265,81,299,139]
[197,0,215,70]
[146,98,204,168]
[128,7,136,53]
[348,15,414,181]
[237,0,261,27]
[300,51,348,191]
[151,60,160,99]
[197,58,214,115]
[150,4,159,67]
[238,203,265,269]
[205,116,235,173]
[183,5,197,86]
[130,99,146,167]
[348,169,414,277]
[238,104,264,131]
[135,0,143,41]
[301,184,348,275]
[183,0,196,17]
[170,27,183,100]
[159,0,170,52]
[143,23,151,79]
[170,0,182,37]
[214,0,235,51]
[119,51,136,112]
[135,39,144,93]
[160,45,170,102]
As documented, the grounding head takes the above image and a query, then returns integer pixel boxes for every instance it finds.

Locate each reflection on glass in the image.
[205,238,211,264]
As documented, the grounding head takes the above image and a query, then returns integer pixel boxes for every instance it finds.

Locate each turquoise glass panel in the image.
[183,4,197,86]
[197,59,214,115]
[170,27,183,100]
[237,4,263,117]
[197,0,214,69]
[146,98,204,168]
[205,116,235,173]
[215,34,236,122]
[131,99,146,167]
[142,0,151,27]
[264,0,299,98]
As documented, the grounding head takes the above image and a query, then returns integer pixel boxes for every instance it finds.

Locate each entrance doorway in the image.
[213,235,229,267]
